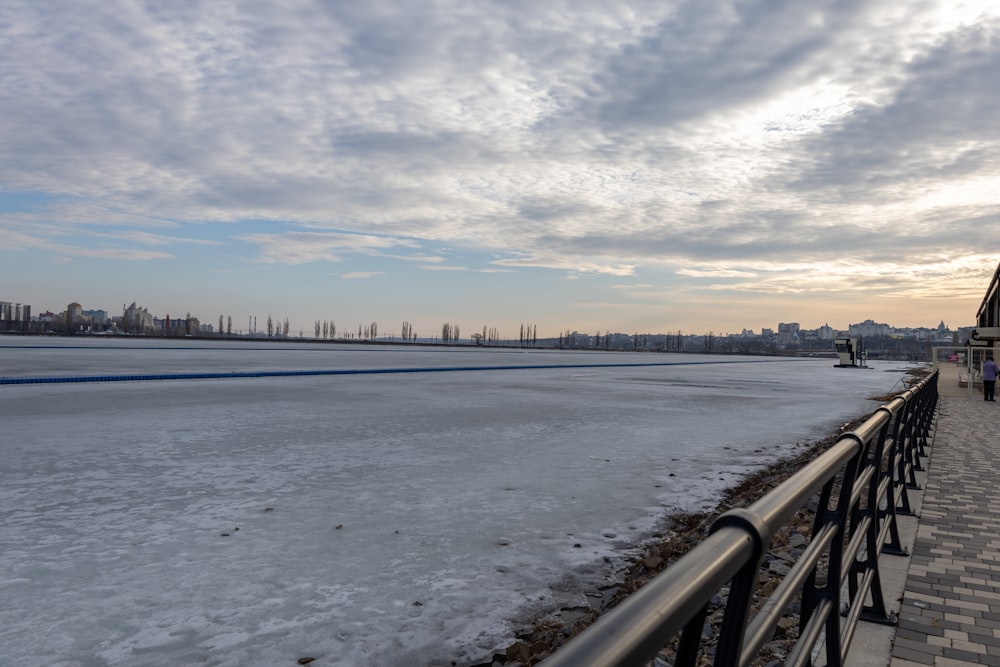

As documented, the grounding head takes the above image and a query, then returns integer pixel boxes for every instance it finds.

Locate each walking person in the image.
[984,355,998,401]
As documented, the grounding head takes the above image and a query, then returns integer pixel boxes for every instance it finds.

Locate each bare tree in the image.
[219,315,224,336]
[267,314,274,338]
[226,316,232,336]
[283,318,290,337]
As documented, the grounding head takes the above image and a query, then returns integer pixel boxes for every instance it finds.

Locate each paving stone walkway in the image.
[891,394,1000,666]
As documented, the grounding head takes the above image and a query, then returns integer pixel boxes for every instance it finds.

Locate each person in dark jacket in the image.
[983,356,998,401]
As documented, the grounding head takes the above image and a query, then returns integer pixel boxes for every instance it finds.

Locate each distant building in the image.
[58,302,114,332]
[1,301,31,332]
[848,319,891,338]
[122,302,154,334]
[82,309,109,327]
[154,314,201,336]
[62,302,84,332]
[777,322,800,347]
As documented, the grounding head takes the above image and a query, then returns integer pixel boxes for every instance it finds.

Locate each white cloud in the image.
[92,231,221,246]
[418,264,467,272]
[676,269,757,279]
[238,231,420,264]
[492,254,637,277]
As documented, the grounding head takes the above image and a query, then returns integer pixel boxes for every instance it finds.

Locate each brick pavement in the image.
[891,394,1000,667]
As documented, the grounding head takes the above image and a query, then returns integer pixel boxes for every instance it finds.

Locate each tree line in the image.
[208,315,736,354]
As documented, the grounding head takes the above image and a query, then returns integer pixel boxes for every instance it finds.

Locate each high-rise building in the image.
[1,301,31,332]
[777,322,800,346]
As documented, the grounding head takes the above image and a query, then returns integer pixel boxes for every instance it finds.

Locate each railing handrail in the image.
[540,369,939,667]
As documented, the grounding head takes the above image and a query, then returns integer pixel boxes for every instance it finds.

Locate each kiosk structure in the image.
[834,337,867,367]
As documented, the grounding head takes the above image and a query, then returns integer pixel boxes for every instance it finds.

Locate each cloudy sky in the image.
[3,1,999,338]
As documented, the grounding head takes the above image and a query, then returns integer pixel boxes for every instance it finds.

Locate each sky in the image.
[2,1,999,338]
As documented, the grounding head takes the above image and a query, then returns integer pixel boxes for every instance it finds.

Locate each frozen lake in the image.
[0,337,912,666]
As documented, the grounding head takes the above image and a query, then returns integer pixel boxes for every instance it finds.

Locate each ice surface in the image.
[0,338,913,666]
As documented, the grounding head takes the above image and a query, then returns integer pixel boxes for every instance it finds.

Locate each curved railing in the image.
[540,369,939,667]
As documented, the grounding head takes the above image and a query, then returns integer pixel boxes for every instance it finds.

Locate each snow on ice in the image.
[0,338,911,666]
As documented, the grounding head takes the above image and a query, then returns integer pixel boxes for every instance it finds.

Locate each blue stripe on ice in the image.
[0,358,798,385]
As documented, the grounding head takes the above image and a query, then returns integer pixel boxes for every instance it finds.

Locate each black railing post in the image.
[880,401,910,554]
[824,437,865,666]
[889,396,917,516]
[912,373,937,462]
[907,393,926,473]
[899,394,923,487]
[708,508,770,667]
[799,474,839,662]
[851,406,899,621]
[674,604,710,667]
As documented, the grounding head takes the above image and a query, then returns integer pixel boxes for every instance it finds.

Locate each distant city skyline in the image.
[10,294,968,341]
[3,3,998,336]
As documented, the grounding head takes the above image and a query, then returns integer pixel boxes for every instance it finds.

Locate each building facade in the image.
[1,301,31,332]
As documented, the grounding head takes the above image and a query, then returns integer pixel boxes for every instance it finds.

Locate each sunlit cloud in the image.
[341,272,383,280]
[382,254,448,264]
[239,231,420,264]
[92,231,222,246]
[0,224,174,260]
[418,264,467,272]
[676,269,758,279]
[69,247,174,261]
[492,254,637,277]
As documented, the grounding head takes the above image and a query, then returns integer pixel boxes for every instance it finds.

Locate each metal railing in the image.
[540,369,939,667]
